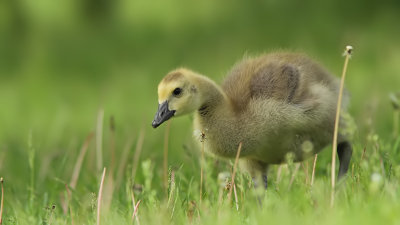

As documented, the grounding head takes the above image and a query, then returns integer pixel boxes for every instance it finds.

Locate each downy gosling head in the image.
[152,52,352,188]
[152,68,220,128]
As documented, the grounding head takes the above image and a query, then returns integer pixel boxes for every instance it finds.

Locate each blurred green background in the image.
[0,0,399,186]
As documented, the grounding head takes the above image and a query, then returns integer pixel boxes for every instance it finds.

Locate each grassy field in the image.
[1,0,400,224]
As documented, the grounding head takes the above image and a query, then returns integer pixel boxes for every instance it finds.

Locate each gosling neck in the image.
[192,74,230,117]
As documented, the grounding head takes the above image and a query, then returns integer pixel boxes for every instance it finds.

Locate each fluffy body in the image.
[155,52,350,178]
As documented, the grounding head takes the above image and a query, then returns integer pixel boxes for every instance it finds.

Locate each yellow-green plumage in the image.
[152,52,352,183]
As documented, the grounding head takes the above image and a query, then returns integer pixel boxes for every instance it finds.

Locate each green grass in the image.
[1,0,400,224]
[1,119,400,225]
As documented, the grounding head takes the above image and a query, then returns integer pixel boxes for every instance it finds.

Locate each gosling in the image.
[152,52,352,188]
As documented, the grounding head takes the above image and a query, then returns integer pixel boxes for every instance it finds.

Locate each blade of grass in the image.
[276,165,283,185]
[28,131,35,208]
[65,184,75,225]
[70,132,94,189]
[288,163,300,190]
[109,116,116,174]
[167,170,176,207]
[168,169,179,220]
[0,177,4,225]
[361,147,366,161]
[115,136,135,190]
[311,154,318,186]
[132,129,145,180]
[228,142,242,203]
[301,162,310,185]
[393,137,400,155]
[97,167,106,225]
[132,200,141,224]
[394,110,399,138]
[163,121,172,197]
[103,117,118,212]
[0,153,4,171]
[48,205,55,225]
[131,191,141,225]
[331,45,353,207]
[233,183,239,211]
[390,93,400,138]
[96,109,104,172]
[199,131,205,204]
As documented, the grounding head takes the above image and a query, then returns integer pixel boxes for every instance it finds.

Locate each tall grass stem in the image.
[65,184,75,225]
[116,136,135,190]
[97,167,106,225]
[163,121,171,197]
[28,131,35,208]
[131,191,141,225]
[0,177,4,225]
[70,132,94,189]
[132,129,145,180]
[331,45,353,207]
[228,142,242,202]
[288,164,300,189]
[109,116,116,174]
[199,131,205,204]
[96,109,104,172]
[394,110,399,138]
[311,154,318,186]
[233,183,239,211]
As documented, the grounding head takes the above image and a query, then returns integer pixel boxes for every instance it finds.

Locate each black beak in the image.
[152,101,175,128]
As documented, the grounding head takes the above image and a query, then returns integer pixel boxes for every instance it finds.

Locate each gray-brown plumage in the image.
[152,52,352,187]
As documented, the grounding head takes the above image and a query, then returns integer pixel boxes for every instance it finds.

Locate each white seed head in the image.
[218,172,231,188]
[369,172,384,193]
[343,45,353,57]
[371,172,382,183]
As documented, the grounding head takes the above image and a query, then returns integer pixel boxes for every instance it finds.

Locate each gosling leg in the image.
[337,141,352,180]
[248,161,269,189]
[262,173,268,189]
[250,164,268,207]
[253,173,268,189]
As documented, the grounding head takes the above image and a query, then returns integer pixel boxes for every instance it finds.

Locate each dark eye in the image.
[172,88,182,96]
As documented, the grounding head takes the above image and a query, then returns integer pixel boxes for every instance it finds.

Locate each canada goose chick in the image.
[152,52,352,187]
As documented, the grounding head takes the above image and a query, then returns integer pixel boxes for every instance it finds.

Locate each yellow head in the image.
[152,68,202,128]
